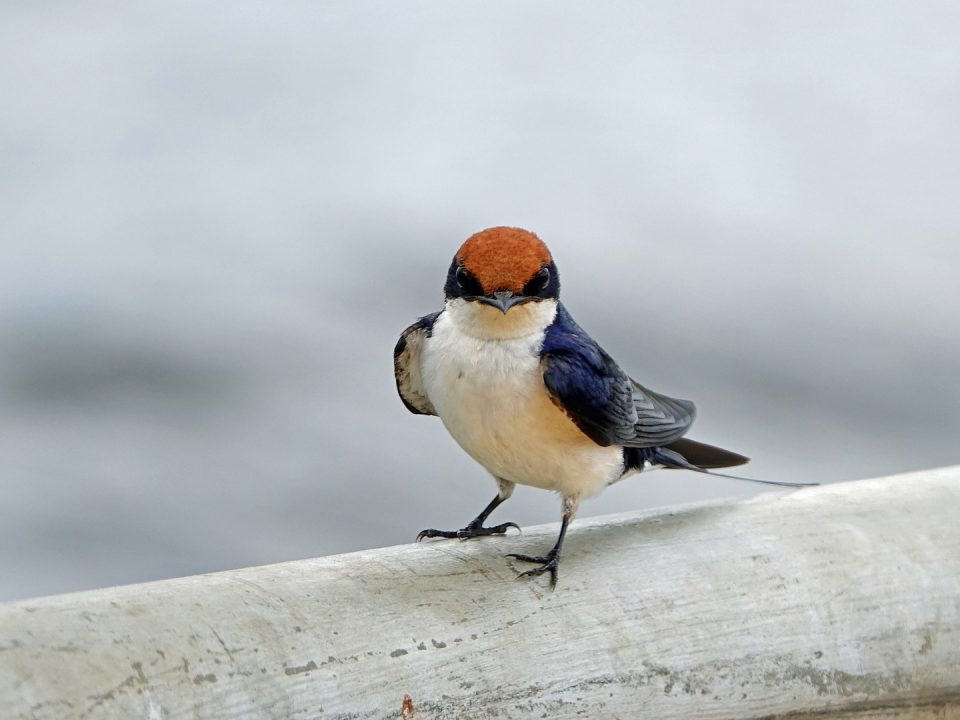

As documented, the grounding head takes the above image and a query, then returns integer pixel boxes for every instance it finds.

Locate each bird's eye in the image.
[455,266,482,296]
[523,267,551,296]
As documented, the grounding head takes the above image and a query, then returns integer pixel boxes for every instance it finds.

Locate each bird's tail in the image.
[628,438,818,488]
[664,438,749,469]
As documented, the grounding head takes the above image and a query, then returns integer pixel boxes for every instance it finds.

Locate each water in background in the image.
[2,1,959,601]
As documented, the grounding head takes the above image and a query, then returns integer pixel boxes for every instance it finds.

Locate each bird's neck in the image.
[443,298,558,341]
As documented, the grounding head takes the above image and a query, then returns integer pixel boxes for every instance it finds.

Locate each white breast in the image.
[420,299,625,500]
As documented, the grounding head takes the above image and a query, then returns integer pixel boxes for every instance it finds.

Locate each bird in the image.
[394,226,810,588]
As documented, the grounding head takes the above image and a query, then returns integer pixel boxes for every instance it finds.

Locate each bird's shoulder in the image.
[394,310,442,416]
[540,303,619,374]
[539,304,696,447]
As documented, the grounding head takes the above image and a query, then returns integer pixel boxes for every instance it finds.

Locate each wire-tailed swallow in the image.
[395,226,807,587]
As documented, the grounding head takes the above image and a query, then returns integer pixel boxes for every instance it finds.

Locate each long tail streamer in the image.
[652,447,819,488]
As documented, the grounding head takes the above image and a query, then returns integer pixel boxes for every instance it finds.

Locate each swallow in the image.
[395,226,811,588]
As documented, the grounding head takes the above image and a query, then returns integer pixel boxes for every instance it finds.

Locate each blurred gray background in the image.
[2,1,958,602]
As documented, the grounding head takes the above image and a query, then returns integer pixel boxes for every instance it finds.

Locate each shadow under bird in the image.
[394,227,810,588]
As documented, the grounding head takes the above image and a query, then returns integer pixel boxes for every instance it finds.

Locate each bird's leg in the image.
[417,479,519,541]
[507,495,579,589]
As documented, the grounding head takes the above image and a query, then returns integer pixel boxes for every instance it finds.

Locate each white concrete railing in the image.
[2,466,960,720]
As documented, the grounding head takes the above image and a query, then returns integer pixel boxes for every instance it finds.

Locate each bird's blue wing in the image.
[394,311,441,416]
[541,304,696,447]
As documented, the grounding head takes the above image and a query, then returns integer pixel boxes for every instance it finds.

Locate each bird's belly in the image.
[421,331,624,498]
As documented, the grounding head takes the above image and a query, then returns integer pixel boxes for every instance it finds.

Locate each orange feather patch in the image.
[456,227,552,294]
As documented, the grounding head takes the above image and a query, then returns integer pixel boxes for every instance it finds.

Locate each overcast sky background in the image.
[1,1,958,601]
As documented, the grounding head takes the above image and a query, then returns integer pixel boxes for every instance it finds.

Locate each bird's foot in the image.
[417,521,520,542]
[507,550,560,588]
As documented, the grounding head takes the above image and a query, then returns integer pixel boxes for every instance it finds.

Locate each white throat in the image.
[443,297,558,340]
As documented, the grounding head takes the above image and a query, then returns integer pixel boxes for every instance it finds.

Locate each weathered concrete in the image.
[2,466,960,719]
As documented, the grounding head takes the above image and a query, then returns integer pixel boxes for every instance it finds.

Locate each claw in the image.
[416,528,458,542]
[472,521,521,538]
[507,551,560,589]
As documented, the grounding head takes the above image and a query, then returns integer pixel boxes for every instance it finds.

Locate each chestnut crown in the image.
[443,227,560,309]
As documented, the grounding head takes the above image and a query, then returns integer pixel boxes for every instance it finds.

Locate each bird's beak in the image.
[476,290,530,314]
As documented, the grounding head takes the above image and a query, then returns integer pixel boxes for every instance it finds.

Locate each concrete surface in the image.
[2,466,959,719]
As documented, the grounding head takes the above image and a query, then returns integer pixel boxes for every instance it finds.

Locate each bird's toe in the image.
[418,521,522,542]
[507,552,560,588]
[416,528,460,541]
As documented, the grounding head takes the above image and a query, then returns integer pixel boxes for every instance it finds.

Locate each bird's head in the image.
[443,227,560,338]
